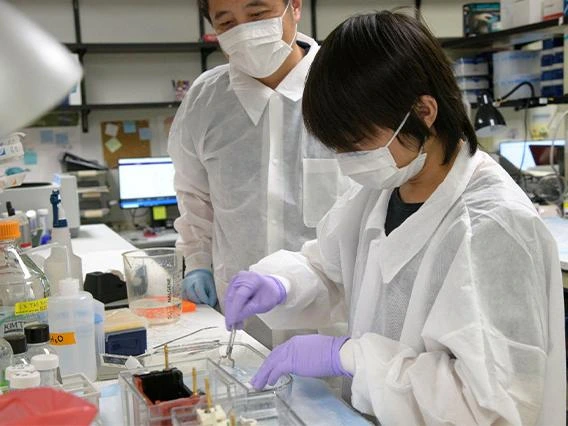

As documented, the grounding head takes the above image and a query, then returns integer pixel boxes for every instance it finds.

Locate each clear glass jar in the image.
[24,323,56,358]
[0,220,50,337]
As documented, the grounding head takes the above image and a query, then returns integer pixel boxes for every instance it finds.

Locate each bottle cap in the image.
[9,370,40,389]
[4,333,27,355]
[24,323,50,344]
[5,364,36,381]
[0,220,20,240]
[31,353,59,370]
[59,278,79,296]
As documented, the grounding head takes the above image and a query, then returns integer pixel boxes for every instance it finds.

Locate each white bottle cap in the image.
[37,208,49,216]
[31,353,59,371]
[58,278,79,296]
[10,370,41,389]
[5,364,36,381]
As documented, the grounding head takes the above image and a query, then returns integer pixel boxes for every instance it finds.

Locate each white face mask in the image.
[217,2,297,78]
[337,111,427,190]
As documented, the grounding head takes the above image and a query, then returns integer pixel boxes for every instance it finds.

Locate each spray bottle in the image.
[43,190,82,291]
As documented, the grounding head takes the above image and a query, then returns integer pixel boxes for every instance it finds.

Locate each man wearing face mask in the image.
[168,0,347,345]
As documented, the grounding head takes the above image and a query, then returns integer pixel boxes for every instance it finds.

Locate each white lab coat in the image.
[253,144,566,425]
[168,33,348,311]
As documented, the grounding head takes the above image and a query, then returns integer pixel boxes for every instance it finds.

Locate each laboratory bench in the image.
[70,224,370,426]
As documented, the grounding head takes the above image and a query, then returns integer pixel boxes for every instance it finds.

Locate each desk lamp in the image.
[474,81,536,137]
[0,0,83,138]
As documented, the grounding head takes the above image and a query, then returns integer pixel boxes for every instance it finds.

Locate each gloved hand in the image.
[224,271,286,330]
[251,335,351,390]
[182,269,217,307]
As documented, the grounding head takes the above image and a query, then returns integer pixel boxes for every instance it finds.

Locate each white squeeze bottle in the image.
[46,190,83,288]
[48,278,96,381]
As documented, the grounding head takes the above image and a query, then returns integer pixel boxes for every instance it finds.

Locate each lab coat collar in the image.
[229,33,320,126]
[373,143,480,283]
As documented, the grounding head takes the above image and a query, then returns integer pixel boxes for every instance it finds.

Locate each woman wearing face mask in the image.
[168,0,349,347]
[223,11,566,425]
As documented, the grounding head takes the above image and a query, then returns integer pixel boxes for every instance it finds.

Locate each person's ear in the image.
[291,0,302,22]
[415,95,438,129]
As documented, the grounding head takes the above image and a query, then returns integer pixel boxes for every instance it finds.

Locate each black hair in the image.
[199,0,288,23]
[303,11,477,163]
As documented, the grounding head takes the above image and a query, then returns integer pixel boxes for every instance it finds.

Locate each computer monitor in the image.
[118,157,177,209]
[498,140,565,175]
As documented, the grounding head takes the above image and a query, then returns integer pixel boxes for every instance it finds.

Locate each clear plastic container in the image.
[48,278,96,381]
[0,219,50,337]
[119,357,248,426]
[103,342,293,400]
[172,393,305,426]
[59,372,100,409]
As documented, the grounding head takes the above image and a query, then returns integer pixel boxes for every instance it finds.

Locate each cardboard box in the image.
[501,0,543,29]
[544,0,563,20]
[463,3,500,37]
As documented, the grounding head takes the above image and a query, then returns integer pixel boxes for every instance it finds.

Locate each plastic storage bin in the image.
[171,393,305,426]
[119,357,248,426]
[108,342,293,399]
[60,373,100,409]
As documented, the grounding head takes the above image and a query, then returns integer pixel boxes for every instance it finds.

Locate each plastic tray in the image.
[171,393,305,426]
[60,373,100,409]
[119,357,248,426]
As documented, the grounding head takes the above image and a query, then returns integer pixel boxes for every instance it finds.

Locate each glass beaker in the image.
[122,248,182,325]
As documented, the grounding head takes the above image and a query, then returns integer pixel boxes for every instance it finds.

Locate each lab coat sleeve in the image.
[342,215,563,425]
[250,195,351,330]
[168,89,213,273]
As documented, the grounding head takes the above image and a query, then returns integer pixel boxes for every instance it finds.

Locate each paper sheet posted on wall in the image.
[24,149,38,165]
[55,133,69,146]
[40,130,54,144]
[105,123,119,137]
[105,137,122,153]
[139,127,152,141]
[15,126,82,182]
[123,121,136,134]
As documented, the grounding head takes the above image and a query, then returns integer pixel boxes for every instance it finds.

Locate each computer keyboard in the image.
[119,228,178,248]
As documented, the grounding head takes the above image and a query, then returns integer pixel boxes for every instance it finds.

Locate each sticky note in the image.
[24,149,38,165]
[55,133,69,146]
[123,120,136,134]
[139,127,152,141]
[105,123,119,137]
[152,205,167,220]
[105,137,122,153]
[40,130,54,144]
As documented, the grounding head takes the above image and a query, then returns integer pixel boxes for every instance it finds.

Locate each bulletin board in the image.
[100,120,152,168]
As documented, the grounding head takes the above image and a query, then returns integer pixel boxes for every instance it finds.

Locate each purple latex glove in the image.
[251,335,351,390]
[224,271,286,330]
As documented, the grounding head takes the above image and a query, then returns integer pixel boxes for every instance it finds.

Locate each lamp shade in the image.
[474,92,507,138]
[0,1,83,138]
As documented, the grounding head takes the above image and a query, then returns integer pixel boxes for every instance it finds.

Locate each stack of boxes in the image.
[493,50,541,100]
[541,37,564,97]
[454,57,491,104]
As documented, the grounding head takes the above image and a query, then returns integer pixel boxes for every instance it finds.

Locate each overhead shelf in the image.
[54,102,181,112]
[441,17,567,50]
[65,42,218,54]
[471,95,568,109]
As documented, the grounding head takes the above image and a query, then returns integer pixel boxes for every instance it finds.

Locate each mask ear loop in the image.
[385,111,412,148]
